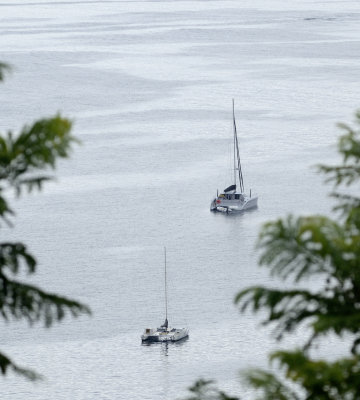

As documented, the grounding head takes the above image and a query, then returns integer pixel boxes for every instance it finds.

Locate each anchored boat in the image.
[210,100,258,213]
[141,248,189,343]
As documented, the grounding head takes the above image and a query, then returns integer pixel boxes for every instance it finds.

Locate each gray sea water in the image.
[0,0,359,399]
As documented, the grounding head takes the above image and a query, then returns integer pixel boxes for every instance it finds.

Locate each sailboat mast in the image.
[233,100,237,187]
[164,247,168,321]
[232,99,245,193]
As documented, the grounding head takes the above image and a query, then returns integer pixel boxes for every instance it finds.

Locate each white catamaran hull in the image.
[210,194,258,213]
[141,327,189,343]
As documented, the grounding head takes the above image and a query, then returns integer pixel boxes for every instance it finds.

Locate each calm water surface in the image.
[0,0,359,398]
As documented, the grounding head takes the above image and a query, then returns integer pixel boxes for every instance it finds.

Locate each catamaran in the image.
[141,248,189,343]
[210,100,258,213]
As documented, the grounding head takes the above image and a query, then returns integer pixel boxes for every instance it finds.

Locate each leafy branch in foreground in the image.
[318,114,360,187]
[241,368,300,400]
[184,379,239,400]
[0,63,11,82]
[0,65,90,380]
[183,111,360,399]
[0,353,41,381]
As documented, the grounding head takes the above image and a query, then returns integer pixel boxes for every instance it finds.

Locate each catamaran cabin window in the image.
[235,194,240,199]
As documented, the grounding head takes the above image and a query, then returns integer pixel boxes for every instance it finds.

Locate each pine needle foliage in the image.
[0,63,90,380]
[183,111,360,399]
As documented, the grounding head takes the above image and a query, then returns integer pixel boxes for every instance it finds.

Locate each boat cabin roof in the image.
[219,192,244,198]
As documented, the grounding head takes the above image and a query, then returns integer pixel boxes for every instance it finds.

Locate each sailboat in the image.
[210,100,258,213]
[141,248,189,343]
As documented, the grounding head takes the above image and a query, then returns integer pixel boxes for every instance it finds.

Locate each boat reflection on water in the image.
[142,336,190,357]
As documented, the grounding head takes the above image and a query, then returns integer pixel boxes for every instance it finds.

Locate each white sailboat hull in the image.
[141,327,189,343]
[210,193,258,213]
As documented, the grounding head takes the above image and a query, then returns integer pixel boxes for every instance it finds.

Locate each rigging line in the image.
[164,246,168,321]
[233,102,236,187]
[235,128,244,192]
[227,133,233,184]
[232,99,245,193]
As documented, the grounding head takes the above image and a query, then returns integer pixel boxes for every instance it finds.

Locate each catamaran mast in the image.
[232,99,244,193]
[164,247,168,323]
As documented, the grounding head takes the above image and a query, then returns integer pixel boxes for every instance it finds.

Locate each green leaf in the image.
[0,63,11,82]
[241,369,300,400]
[0,278,91,327]
[0,242,36,274]
[0,115,77,193]
[270,351,360,399]
[0,351,41,381]
[318,112,360,187]
[183,379,240,400]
